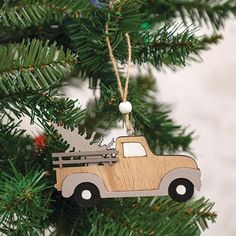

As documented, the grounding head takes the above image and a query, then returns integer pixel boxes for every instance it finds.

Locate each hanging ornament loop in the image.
[105,22,134,135]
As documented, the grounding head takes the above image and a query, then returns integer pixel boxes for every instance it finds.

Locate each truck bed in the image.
[52,149,118,168]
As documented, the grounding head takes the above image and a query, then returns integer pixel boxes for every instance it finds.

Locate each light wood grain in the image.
[55,136,198,192]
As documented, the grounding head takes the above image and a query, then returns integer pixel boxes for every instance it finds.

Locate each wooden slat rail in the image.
[52,149,117,158]
[52,150,118,168]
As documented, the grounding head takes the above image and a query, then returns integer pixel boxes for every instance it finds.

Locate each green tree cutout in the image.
[0,0,234,235]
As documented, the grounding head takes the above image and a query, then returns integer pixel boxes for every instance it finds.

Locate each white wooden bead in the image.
[119,101,132,114]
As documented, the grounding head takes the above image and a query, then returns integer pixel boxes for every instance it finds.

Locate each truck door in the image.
[115,141,153,190]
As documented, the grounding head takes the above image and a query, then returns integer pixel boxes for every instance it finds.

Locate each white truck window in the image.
[123,143,146,157]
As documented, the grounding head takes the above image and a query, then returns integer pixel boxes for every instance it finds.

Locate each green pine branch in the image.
[134,27,223,69]
[0,164,52,235]
[200,34,223,49]
[67,7,210,74]
[0,0,92,29]
[0,90,85,129]
[134,23,201,67]
[66,0,142,74]
[0,39,77,99]
[91,197,216,236]
[143,0,236,29]
[0,119,35,171]
[47,197,216,236]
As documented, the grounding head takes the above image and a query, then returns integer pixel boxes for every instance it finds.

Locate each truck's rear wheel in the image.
[168,178,194,202]
[73,182,100,207]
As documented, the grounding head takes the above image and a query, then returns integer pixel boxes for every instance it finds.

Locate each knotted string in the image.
[105,23,134,135]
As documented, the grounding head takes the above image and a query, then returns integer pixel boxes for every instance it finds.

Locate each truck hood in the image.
[156,155,199,170]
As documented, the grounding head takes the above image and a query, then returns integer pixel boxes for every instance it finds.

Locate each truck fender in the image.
[159,168,201,193]
[61,173,106,198]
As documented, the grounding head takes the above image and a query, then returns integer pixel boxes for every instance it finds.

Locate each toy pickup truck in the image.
[52,135,201,207]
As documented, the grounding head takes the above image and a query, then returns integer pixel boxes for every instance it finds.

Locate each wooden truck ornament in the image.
[52,127,201,207]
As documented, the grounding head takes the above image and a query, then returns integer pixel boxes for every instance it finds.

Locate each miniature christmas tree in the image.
[1,0,235,235]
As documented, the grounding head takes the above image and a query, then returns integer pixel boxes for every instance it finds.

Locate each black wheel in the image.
[73,182,100,207]
[168,178,194,202]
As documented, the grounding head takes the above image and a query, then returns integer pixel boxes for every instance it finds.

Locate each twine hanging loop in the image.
[105,23,134,135]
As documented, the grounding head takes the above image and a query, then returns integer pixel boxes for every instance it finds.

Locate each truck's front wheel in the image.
[73,182,100,207]
[168,178,194,202]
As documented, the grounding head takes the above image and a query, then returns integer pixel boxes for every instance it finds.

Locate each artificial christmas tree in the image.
[0,0,235,235]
